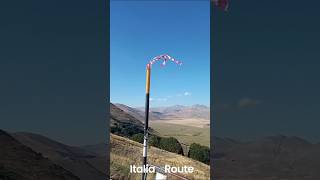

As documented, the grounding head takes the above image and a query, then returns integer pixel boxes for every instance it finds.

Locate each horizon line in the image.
[111,102,210,108]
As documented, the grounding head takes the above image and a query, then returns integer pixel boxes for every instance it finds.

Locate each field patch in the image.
[150,121,210,147]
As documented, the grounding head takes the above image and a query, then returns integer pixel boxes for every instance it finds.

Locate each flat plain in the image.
[150,121,210,147]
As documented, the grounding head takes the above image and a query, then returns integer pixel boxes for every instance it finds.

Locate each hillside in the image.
[114,103,146,123]
[110,103,157,136]
[12,132,107,180]
[213,135,320,179]
[111,103,144,128]
[0,129,79,180]
[111,104,210,154]
[114,103,164,122]
[110,134,210,180]
[82,143,107,157]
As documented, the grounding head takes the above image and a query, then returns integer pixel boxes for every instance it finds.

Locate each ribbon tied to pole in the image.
[147,54,182,68]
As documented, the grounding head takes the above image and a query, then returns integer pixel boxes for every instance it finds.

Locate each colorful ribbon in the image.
[148,54,182,68]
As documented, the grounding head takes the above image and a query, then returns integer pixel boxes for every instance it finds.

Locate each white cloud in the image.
[151,92,191,103]
[184,92,192,96]
[176,92,191,97]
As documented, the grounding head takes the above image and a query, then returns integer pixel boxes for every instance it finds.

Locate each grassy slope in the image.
[110,134,209,180]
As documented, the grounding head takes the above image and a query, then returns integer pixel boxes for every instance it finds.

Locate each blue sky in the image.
[110,0,210,107]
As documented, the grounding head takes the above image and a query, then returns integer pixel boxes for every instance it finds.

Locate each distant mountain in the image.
[213,135,320,179]
[0,129,79,180]
[114,103,163,121]
[115,103,210,120]
[12,132,106,180]
[154,104,210,120]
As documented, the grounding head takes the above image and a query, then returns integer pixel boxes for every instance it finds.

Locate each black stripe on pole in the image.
[144,93,150,134]
[142,92,150,180]
[142,156,147,180]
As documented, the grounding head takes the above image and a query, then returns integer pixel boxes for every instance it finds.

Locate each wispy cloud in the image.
[150,97,167,102]
[177,91,192,97]
[151,91,191,103]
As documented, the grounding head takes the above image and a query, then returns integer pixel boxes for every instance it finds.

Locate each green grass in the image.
[150,122,210,147]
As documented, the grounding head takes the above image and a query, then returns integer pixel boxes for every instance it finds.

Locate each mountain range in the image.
[115,103,210,122]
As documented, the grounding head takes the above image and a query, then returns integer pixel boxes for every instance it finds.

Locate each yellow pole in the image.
[146,64,151,94]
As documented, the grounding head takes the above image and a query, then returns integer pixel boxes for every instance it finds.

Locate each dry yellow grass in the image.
[150,122,210,147]
[155,118,210,128]
[110,134,209,180]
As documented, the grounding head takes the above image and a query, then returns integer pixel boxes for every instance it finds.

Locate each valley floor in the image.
[150,121,210,147]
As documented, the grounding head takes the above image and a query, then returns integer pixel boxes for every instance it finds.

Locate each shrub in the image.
[188,143,210,164]
[121,124,141,136]
[111,123,143,137]
[159,137,184,155]
[149,135,160,148]
[131,133,144,143]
